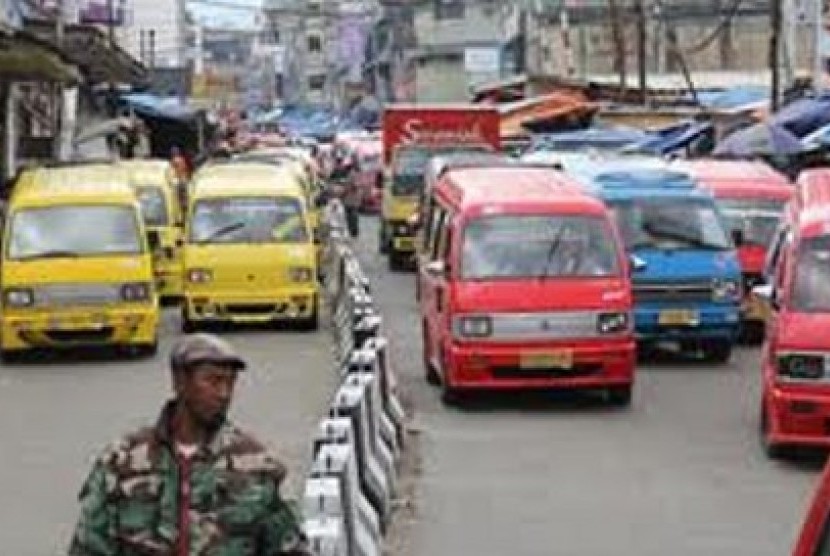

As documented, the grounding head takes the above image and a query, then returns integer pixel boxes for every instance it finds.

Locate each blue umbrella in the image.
[713,123,804,157]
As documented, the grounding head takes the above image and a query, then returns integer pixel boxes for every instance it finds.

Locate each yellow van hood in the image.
[4,255,152,286]
[185,244,314,292]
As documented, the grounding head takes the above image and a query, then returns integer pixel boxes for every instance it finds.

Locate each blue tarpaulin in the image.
[770,95,830,138]
[120,93,200,122]
[693,86,768,111]
[529,126,649,153]
[631,120,714,155]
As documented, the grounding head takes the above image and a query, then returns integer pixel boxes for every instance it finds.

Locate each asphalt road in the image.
[0,310,336,555]
[355,216,822,556]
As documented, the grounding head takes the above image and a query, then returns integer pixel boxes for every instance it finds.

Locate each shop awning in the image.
[25,20,146,84]
[0,30,80,83]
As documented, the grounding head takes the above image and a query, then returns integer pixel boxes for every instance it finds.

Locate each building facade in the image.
[410,0,519,102]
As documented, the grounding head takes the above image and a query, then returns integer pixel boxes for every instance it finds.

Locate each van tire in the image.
[607,385,632,407]
[702,339,732,363]
[0,349,21,364]
[388,251,402,271]
[181,308,197,333]
[422,322,440,386]
[379,224,389,255]
[133,342,158,358]
[298,300,320,332]
[760,406,787,459]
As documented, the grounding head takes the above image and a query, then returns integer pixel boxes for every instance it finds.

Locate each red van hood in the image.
[738,245,767,275]
[453,278,630,314]
[776,312,830,351]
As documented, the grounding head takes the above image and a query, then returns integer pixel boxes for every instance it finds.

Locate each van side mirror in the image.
[425,259,446,277]
[147,230,161,251]
[629,254,647,274]
[731,228,745,247]
[752,283,779,310]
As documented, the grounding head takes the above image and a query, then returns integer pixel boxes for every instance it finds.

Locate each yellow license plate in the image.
[520,350,573,370]
[394,238,414,251]
[658,309,698,326]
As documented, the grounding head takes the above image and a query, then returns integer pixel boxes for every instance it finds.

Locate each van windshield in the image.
[135,185,169,227]
[462,215,620,280]
[8,205,142,259]
[190,196,307,244]
[717,198,785,247]
[392,145,492,197]
[610,198,732,251]
[791,235,830,312]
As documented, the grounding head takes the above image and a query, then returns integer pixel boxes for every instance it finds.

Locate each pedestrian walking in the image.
[68,333,312,556]
[329,153,360,238]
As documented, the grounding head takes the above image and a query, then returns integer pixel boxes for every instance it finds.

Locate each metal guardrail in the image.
[304,199,407,555]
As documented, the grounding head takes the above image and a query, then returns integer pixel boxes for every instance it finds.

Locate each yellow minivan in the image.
[119,159,184,302]
[183,162,319,331]
[1,164,159,359]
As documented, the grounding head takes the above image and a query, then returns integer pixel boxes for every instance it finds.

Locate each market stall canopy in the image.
[498,93,597,138]
[714,122,804,157]
[25,20,146,84]
[121,93,201,122]
[0,30,79,83]
[769,95,830,138]
[528,126,649,154]
[631,120,715,156]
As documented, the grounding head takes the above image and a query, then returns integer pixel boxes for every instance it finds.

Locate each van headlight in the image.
[187,268,213,283]
[597,312,630,334]
[454,315,493,338]
[288,266,314,283]
[4,288,34,307]
[121,282,152,302]
[713,278,741,301]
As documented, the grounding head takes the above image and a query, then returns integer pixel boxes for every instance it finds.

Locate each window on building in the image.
[434,0,464,20]
[308,34,322,53]
[308,74,325,91]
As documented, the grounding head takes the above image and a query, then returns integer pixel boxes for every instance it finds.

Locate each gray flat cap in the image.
[170,333,247,371]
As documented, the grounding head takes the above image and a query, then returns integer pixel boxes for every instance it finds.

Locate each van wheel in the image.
[132,342,158,358]
[607,385,632,407]
[181,308,197,333]
[388,251,403,272]
[740,322,765,345]
[379,224,389,254]
[760,406,787,459]
[422,322,440,386]
[0,349,21,364]
[298,299,320,332]
[702,339,732,363]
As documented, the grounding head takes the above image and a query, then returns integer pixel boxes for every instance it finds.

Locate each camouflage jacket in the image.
[68,401,312,556]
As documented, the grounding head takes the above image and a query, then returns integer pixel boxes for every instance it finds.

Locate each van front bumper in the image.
[1,305,158,351]
[634,303,740,342]
[444,338,635,391]
[184,288,318,323]
[765,382,830,448]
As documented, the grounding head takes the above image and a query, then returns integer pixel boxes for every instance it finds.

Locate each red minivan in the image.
[757,168,830,457]
[677,159,793,343]
[416,166,635,405]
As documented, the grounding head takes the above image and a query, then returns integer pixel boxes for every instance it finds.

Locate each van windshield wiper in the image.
[538,226,565,281]
[197,222,246,243]
[17,249,81,260]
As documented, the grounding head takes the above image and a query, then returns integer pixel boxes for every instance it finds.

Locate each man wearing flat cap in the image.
[68,333,312,555]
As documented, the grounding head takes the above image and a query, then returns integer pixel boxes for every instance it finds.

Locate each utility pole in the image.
[815,0,827,91]
[771,0,783,110]
[608,0,627,91]
[635,0,647,104]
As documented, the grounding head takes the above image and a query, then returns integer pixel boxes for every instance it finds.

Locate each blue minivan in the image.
[558,155,742,362]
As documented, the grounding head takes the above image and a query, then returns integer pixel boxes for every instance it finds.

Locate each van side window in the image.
[422,198,436,250]
[436,212,452,263]
[764,225,788,280]
[428,207,447,260]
